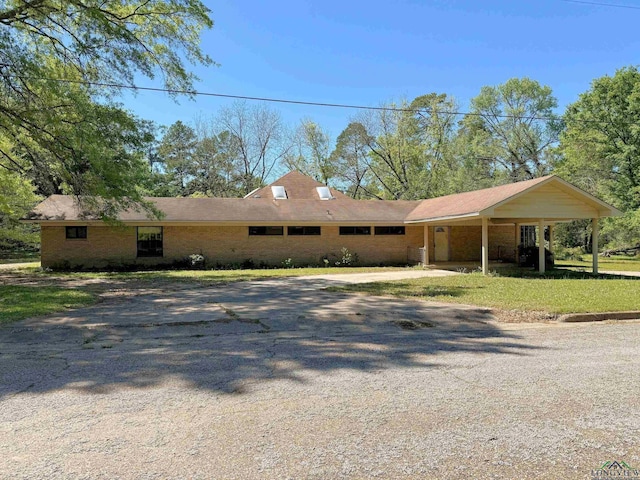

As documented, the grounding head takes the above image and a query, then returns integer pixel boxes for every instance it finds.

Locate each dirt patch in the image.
[393,320,435,330]
[492,309,558,323]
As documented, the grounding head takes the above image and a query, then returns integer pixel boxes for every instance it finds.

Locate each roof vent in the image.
[316,186,335,200]
[271,186,287,200]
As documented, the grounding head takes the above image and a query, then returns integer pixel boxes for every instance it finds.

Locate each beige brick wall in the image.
[41,224,425,269]
[165,225,424,267]
[450,225,516,262]
[489,225,517,262]
[41,225,138,269]
[41,223,515,269]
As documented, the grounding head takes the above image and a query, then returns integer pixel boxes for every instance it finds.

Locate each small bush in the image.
[188,254,205,269]
[281,258,294,269]
[335,247,359,267]
[241,258,255,269]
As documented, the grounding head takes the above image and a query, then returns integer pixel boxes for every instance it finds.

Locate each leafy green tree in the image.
[461,78,562,183]
[156,121,198,195]
[559,66,640,211]
[0,168,40,254]
[558,66,640,247]
[406,93,460,197]
[0,0,213,217]
[284,120,334,185]
[187,130,243,197]
[330,122,373,198]
[357,93,459,200]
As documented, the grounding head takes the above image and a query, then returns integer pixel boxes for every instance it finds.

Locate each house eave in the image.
[404,212,480,224]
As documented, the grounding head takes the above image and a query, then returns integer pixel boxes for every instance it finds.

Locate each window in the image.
[248,226,284,236]
[65,226,87,239]
[375,226,405,235]
[288,226,321,236]
[521,225,536,247]
[339,226,371,235]
[137,227,163,257]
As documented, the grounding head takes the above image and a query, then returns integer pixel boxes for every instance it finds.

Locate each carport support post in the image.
[592,218,599,274]
[481,217,489,275]
[538,219,546,273]
[423,225,430,266]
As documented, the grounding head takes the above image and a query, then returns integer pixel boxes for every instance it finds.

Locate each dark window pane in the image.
[137,227,163,257]
[288,226,321,236]
[65,226,87,239]
[339,226,371,235]
[249,226,284,236]
[375,226,405,235]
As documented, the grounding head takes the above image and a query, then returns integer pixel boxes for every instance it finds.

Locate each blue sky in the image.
[123,0,640,138]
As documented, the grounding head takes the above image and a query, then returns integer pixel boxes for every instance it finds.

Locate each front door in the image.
[434,227,449,262]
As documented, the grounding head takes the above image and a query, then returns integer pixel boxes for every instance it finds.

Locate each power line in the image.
[6,74,634,129]
[8,74,562,123]
[559,0,640,10]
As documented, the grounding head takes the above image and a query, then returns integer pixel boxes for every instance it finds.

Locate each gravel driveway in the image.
[1,276,639,479]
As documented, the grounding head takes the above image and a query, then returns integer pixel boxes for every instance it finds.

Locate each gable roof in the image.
[405,176,552,222]
[405,175,621,222]
[249,171,349,200]
[24,172,621,225]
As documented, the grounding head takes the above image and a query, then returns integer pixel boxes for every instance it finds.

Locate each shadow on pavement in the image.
[0,278,541,397]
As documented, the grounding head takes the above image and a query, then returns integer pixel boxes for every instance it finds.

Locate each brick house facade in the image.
[25,172,618,271]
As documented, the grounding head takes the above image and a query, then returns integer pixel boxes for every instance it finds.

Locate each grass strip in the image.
[0,286,96,324]
[329,270,640,314]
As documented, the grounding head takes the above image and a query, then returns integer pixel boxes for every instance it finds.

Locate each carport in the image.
[404,176,621,274]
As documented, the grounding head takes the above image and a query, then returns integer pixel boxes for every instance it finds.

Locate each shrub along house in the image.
[24,171,620,273]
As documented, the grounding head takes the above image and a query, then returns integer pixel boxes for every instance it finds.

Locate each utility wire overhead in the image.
[9,75,562,123]
[5,74,626,128]
[559,0,640,10]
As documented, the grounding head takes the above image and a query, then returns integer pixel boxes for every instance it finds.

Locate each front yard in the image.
[556,253,640,272]
[2,263,640,323]
[329,268,640,315]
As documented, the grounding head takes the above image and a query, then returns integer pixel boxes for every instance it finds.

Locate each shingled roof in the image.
[405,176,553,222]
[405,175,621,222]
[249,171,350,200]
[26,195,420,223]
[24,172,620,224]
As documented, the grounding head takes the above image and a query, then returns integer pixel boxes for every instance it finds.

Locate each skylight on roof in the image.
[271,185,287,199]
[316,186,334,200]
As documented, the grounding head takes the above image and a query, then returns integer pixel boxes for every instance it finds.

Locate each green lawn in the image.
[21,266,409,284]
[556,254,640,272]
[0,286,96,324]
[0,258,40,265]
[329,269,640,314]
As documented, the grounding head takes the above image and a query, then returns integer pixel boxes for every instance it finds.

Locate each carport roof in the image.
[404,175,621,223]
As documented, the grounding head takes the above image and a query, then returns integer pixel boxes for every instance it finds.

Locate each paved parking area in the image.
[1,276,640,479]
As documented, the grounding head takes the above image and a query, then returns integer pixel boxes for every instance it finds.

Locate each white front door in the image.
[434,227,449,262]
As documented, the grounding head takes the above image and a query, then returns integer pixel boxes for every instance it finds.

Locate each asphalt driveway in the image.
[1,275,640,479]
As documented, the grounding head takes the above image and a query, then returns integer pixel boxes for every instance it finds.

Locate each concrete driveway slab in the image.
[294,268,459,284]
